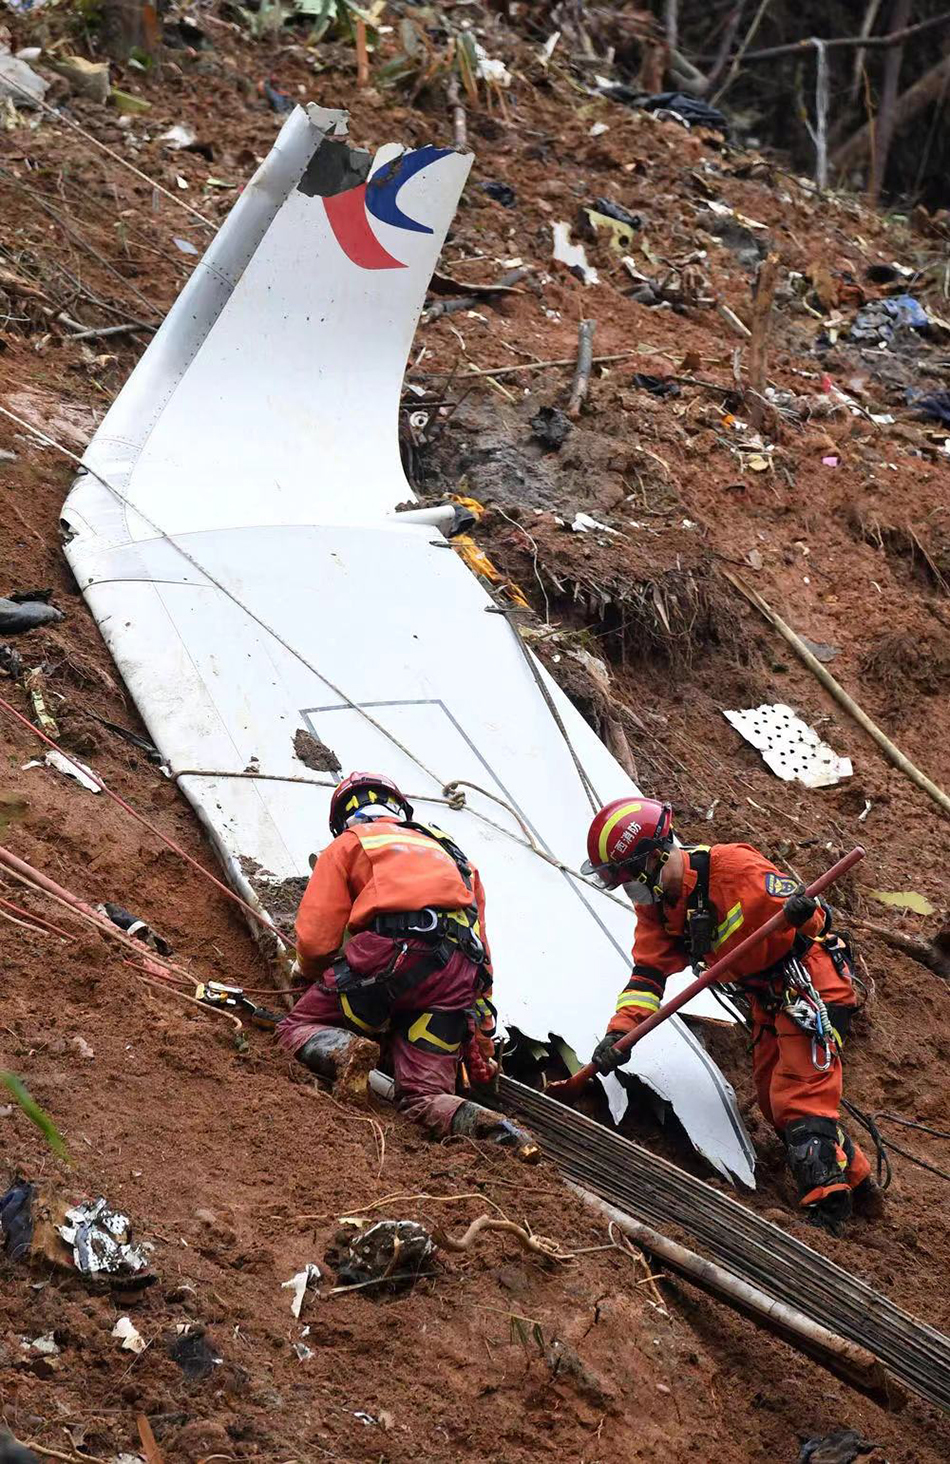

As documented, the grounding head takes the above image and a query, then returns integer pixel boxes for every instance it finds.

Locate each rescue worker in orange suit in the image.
[581,797,880,1231]
[276,772,537,1159]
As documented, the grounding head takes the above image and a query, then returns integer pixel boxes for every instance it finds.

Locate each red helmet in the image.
[329,772,413,836]
[582,797,673,890]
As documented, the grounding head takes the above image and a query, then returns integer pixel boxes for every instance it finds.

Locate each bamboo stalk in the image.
[569,1184,902,1408]
[721,569,950,819]
[567,319,597,418]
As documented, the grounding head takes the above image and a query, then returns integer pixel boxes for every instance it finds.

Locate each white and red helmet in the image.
[582,797,674,891]
[329,772,413,836]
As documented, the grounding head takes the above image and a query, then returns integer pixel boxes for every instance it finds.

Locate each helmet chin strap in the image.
[623,880,659,906]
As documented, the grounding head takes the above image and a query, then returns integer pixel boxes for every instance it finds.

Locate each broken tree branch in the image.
[355,17,370,88]
[731,9,950,62]
[567,318,596,419]
[707,2,749,91]
[434,1214,568,1261]
[446,76,467,148]
[871,0,913,204]
[571,1185,902,1407]
[717,301,752,339]
[850,0,884,108]
[834,51,950,175]
[711,0,774,106]
[720,569,950,820]
[747,253,779,428]
[844,912,950,980]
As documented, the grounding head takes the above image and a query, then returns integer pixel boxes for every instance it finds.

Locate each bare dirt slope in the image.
[1,8,949,1463]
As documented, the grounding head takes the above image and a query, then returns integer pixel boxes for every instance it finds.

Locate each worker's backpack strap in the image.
[682,846,720,967]
[404,821,474,891]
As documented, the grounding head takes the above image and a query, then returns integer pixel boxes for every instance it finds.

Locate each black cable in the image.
[841,1098,892,1190]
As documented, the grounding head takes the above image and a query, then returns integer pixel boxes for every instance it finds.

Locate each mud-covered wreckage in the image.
[61,104,756,1186]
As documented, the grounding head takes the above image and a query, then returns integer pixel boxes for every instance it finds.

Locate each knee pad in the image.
[784,1116,849,1201]
[395,1007,467,1055]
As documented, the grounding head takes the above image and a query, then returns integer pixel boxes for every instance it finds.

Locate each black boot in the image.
[784,1116,853,1234]
[450,1101,540,1163]
[297,1029,379,1100]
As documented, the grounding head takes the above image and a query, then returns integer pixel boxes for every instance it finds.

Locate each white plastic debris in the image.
[281,1262,321,1318]
[590,121,610,137]
[173,237,199,256]
[0,47,49,109]
[723,703,852,788]
[551,222,599,286]
[571,513,617,534]
[473,40,511,88]
[42,750,101,793]
[160,124,196,150]
[112,1317,146,1354]
[293,1340,314,1362]
[25,1332,60,1356]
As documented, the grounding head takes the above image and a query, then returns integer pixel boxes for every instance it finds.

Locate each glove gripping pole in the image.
[547,846,865,1102]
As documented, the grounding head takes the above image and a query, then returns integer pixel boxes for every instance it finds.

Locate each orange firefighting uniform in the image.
[277,818,492,1133]
[606,843,870,1205]
[293,818,491,979]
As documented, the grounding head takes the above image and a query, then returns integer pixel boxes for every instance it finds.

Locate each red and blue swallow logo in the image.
[322,146,453,270]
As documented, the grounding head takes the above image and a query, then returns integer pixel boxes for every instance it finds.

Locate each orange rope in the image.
[0,693,276,934]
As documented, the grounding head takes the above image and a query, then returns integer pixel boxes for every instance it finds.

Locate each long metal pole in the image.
[547,845,865,1099]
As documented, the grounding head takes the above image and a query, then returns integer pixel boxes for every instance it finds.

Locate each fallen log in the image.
[570,1184,903,1409]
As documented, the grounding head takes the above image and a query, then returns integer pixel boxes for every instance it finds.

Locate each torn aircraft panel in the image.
[62,105,755,1187]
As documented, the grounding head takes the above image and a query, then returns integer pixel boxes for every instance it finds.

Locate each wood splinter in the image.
[567,319,597,419]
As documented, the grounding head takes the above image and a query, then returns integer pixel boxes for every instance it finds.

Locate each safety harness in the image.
[680,847,854,1071]
[370,821,488,969]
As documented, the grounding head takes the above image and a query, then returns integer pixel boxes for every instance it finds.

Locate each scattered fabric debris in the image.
[907,388,950,427]
[0,596,64,634]
[40,750,100,793]
[631,373,680,399]
[723,704,853,788]
[167,1324,222,1380]
[798,1428,877,1464]
[869,890,935,917]
[259,77,293,114]
[479,180,516,207]
[850,295,929,342]
[329,1219,435,1291]
[590,197,641,231]
[112,1317,146,1354]
[0,1181,35,1262]
[551,222,598,286]
[530,405,573,450]
[640,91,729,133]
[281,1262,321,1318]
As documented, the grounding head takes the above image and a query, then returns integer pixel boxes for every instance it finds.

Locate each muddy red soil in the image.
[1,8,949,1463]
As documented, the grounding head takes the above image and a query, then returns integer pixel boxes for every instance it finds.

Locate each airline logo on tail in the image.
[323,146,453,270]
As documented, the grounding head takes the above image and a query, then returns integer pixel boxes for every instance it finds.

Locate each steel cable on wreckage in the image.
[0,404,631,918]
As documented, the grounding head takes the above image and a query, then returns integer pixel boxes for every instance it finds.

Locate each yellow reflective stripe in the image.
[357,833,449,852]
[597,801,644,864]
[616,991,660,1013]
[406,1012,460,1052]
[713,902,744,948]
[340,994,387,1033]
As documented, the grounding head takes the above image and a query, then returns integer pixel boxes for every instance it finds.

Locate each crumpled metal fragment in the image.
[57,1197,149,1277]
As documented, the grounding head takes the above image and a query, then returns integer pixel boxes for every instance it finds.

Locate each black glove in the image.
[784,885,818,929]
[591,1031,630,1074]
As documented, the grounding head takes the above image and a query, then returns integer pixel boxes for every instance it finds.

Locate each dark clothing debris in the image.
[798,1427,877,1464]
[907,387,950,427]
[0,596,64,634]
[0,1180,35,1262]
[479,180,516,207]
[631,373,681,398]
[590,197,641,230]
[530,405,573,450]
[850,295,928,343]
